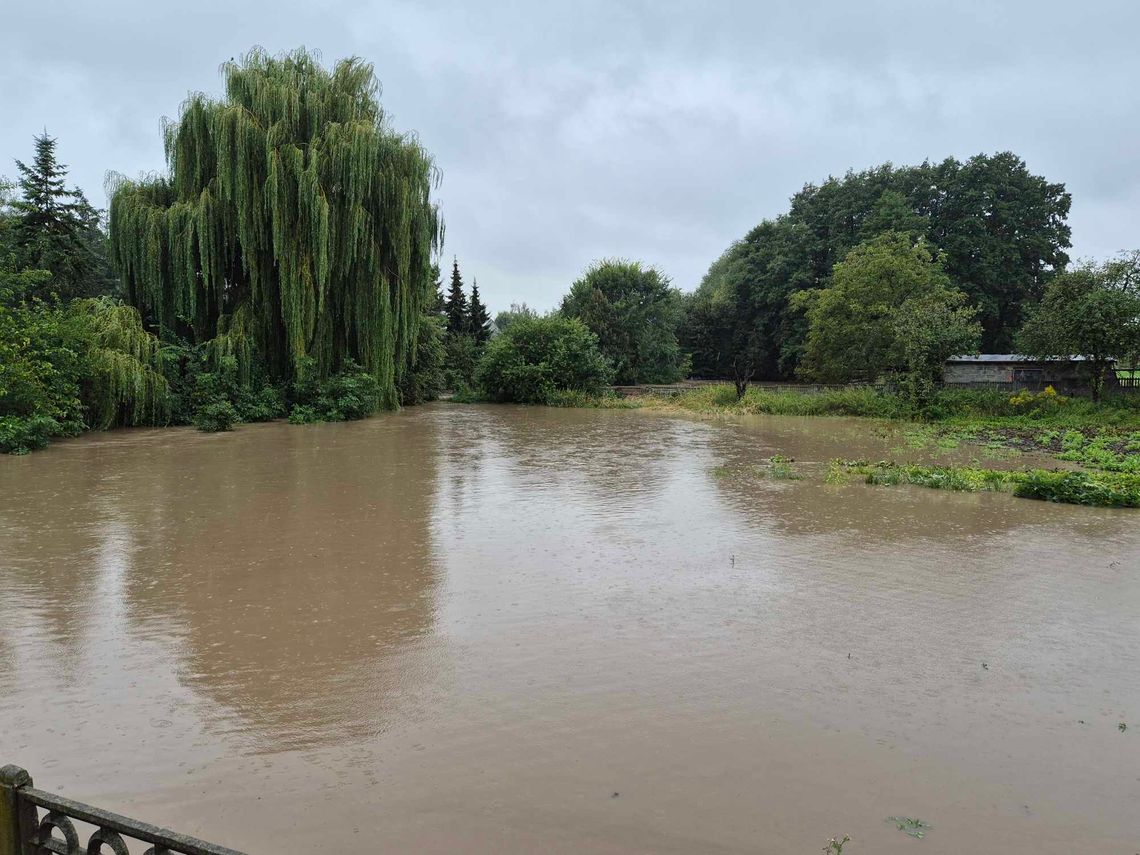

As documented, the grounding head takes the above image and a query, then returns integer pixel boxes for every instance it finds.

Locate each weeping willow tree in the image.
[109,47,442,408]
[78,298,171,430]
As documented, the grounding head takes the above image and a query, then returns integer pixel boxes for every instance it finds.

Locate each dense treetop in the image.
[686,152,1071,381]
[109,47,441,407]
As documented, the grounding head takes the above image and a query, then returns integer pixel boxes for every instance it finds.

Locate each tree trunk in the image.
[1090,360,1104,403]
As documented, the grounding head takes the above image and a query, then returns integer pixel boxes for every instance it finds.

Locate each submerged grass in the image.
[585,384,1140,474]
[836,461,1140,508]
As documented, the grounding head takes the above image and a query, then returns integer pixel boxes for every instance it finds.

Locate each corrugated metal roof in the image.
[945,354,1102,363]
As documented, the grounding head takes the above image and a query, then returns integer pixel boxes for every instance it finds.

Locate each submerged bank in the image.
[496,384,1140,507]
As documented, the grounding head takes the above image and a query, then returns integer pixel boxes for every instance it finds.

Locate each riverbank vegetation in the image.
[2,49,451,452]
[830,461,1140,508]
[4,45,1140,473]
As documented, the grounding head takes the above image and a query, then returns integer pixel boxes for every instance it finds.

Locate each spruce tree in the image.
[429,263,445,317]
[444,257,469,335]
[12,132,114,299]
[468,277,490,343]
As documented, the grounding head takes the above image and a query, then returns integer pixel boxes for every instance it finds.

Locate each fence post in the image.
[0,765,35,855]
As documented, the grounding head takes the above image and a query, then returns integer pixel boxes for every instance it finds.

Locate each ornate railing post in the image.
[0,765,36,855]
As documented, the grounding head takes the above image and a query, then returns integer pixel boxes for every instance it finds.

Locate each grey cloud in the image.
[3,0,1138,312]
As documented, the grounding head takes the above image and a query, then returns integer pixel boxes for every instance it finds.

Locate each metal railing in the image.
[1,765,245,855]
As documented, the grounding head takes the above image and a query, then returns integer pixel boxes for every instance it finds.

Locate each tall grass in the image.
[630,384,1140,429]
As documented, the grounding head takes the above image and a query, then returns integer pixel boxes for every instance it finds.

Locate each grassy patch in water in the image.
[837,461,1140,508]
[711,456,801,482]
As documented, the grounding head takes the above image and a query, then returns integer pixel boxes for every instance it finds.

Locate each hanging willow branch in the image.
[78,297,171,429]
[109,47,442,408]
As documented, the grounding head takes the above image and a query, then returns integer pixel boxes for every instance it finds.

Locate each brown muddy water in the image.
[1,404,1137,854]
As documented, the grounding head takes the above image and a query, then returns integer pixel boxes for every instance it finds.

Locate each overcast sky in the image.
[4,0,1138,313]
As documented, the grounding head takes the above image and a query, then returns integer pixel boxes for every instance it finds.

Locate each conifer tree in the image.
[429,263,445,317]
[12,132,114,299]
[444,257,469,335]
[468,277,490,343]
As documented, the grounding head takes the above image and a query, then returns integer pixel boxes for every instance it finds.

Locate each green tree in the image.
[935,152,1071,350]
[682,246,766,398]
[1017,255,1140,401]
[494,302,538,334]
[475,315,612,403]
[443,333,480,392]
[429,263,445,317]
[560,259,686,384]
[444,258,469,335]
[468,277,490,343]
[703,153,1070,378]
[109,48,441,410]
[398,313,446,405]
[11,133,115,300]
[893,289,981,404]
[2,256,170,452]
[797,232,977,386]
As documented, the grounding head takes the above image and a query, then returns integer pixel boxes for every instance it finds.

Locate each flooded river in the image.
[1,404,1137,853]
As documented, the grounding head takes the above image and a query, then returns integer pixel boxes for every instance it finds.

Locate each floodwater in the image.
[1,404,1137,854]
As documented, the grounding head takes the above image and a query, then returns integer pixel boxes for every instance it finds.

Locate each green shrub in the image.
[0,415,61,454]
[398,314,447,405]
[287,404,319,424]
[1,294,86,443]
[1013,470,1140,507]
[289,360,382,422]
[193,400,238,432]
[475,316,613,403]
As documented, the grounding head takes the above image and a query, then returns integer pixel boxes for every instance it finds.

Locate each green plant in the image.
[822,835,850,854]
[287,360,381,422]
[475,315,612,403]
[193,400,238,432]
[886,817,931,839]
[767,454,801,479]
[0,415,60,454]
[561,258,687,384]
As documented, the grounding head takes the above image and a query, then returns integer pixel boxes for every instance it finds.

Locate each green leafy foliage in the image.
[2,256,169,452]
[78,297,171,430]
[288,360,381,422]
[191,355,285,428]
[494,302,538,334]
[796,232,979,390]
[475,316,613,403]
[193,400,238,432]
[398,313,447,405]
[109,48,440,408]
[0,415,60,454]
[1017,255,1140,400]
[693,153,1070,381]
[443,332,482,393]
[841,461,1140,507]
[682,243,771,397]
[560,258,687,384]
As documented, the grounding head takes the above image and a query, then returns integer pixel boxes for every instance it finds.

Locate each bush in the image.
[398,314,447,405]
[475,316,613,403]
[0,415,61,454]
[290,360,382,422]
[1013,470,1140,507]
[193,400,238,432]
[1,295,87,441]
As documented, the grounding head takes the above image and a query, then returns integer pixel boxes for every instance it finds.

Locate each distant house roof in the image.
[945,354,1106,363]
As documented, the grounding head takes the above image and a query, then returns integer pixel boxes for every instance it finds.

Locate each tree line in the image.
[5,46,1140,454]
